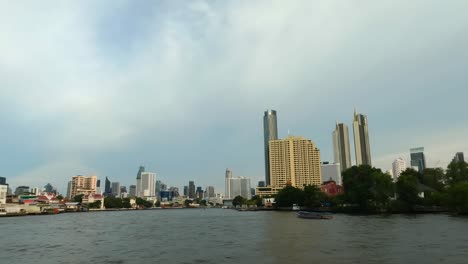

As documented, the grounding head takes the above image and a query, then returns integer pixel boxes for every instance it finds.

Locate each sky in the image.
[1,0,467,194]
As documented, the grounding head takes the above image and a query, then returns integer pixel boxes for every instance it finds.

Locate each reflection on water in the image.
[1,210,467,264]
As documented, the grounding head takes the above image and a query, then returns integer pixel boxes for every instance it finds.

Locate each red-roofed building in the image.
[82,193,104,209]
[321,180,344,197]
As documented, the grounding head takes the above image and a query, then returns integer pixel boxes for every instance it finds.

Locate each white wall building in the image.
[0,185,8,205]
[321,162,342,185]
[224,169,251,200]
[392,158,407,181]
[139,172,156,197]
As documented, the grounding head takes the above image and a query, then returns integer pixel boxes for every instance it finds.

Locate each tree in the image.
[136,197,153,208]
[275,186,304,207]
[155,200,161,207]
[396,169,420,206]
[104,197,123,208]
[302,185,325,209]
[184,199,193,207]
[420,168,446,192]
[342,165,394,211]
[232,196,247,207]
[122,198,132,208]
[56,195,64,201]
[200,200,207,206]
[446,182,468,214]
[446,161,468,184]
[249,195,263,207]
[88,200,101,209]
[72,194,84,203]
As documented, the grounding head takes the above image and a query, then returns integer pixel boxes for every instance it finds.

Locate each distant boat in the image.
[297,211,333,220]
[292,204,301,211]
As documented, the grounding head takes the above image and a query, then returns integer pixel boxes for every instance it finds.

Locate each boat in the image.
[297,211,333,220]
[292,204,301,211]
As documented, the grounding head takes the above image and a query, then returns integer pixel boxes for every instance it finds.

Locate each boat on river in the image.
[297,211,333,220]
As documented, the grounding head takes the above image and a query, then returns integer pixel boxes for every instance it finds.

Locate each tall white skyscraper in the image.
[392,158,407,181]
[139,172,156,197]
[224,169,251,199]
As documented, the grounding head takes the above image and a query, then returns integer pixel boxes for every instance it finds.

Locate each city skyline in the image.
[1,1,467,194]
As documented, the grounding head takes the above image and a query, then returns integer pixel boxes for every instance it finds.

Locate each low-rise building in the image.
[82,193,105,209]
[320,180,344,197]
[255,186,283,197]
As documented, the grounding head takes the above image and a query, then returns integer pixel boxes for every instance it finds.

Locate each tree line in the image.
[271,160,468,214]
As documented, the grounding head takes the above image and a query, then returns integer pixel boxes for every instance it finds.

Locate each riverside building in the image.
[70,175,97,198]
[224,168,252,199]
[269,135,322,188]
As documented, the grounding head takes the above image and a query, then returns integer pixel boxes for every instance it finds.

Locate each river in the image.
[1,209,467,264]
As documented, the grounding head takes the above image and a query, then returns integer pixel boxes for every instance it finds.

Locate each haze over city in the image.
[1,1,467,193]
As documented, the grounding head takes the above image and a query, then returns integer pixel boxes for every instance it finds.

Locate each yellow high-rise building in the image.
[269,136,322,188]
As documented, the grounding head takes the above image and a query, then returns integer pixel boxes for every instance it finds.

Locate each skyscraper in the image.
[263,110,278,186]
[129,185,136,196]
[392,158,407,181]
[225,168,232,199]
[188,181,195,199]
[66,181,72,199]
[205,186,215,198]
[136,166,145,197]
[410,147,426,173]
[139,172,156,197]
[111,182,121,197]
[224,170,252,200]
[332,122,351,172]
[183,186,188,196]
[155,180,162,197]
[353,109,372,166]
[104,177,111,195]
[0,177,6,185]
[453,152,465,163]
[269,136,322,188]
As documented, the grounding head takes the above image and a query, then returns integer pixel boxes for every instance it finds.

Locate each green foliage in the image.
[56,195,64,201]
[88,200,101,209]
[342,165,394,211]
[72,194,84,203]
[302,185,325,208]
[136,197,153,208]
[445,182,468,214]
[155,200,161,207]
[184,199,193,207]
[200,200,207,206]
[446,161,468,184]
[232,196,247,207]
[249,195,263,207]
[104,197,123,208]
[275,186,304,207]
[396,169,420,205]
[420,168,446,192]
[122,198,132,208]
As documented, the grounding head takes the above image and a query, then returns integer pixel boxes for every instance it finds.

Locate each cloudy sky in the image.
[1,1,467,194]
